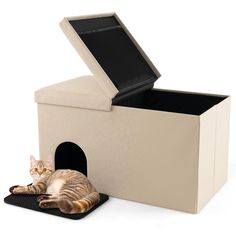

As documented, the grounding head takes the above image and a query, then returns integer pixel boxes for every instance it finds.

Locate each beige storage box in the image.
[35,13,230,213]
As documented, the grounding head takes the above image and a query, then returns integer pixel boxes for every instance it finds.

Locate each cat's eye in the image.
[43,168,47,172]
[34,168,38,172]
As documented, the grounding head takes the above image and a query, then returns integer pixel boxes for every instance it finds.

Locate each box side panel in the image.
[197,108,217,212]
[214,97,230,193]
[37,104,199,213]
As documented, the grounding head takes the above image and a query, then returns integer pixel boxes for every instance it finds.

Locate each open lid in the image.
[60,13,161,103]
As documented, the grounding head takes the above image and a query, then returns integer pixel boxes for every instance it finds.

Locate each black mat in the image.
[4,193,109,220]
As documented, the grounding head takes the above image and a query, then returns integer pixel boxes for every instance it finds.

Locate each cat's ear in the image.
[47,155,53,165]
[30,155,36,166]
[30,155,36,162]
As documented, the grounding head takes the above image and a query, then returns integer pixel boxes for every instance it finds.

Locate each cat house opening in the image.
[55,142,87,176]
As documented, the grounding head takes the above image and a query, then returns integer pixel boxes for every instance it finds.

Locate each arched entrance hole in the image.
[55,142,87,176]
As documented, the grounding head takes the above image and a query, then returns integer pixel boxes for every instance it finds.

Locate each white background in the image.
[0,0,235,235]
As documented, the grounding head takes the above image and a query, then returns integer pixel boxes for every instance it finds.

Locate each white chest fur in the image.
[46,179,65,195]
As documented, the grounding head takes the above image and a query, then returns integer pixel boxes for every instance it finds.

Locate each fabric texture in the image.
[35,76,112,111]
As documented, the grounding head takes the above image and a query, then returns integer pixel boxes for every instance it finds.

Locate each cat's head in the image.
[30,155,53,183]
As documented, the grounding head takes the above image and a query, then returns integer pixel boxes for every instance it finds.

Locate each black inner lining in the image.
[115,89,227,115]
[69,16,120,34]
[69,16,226,115]
[69,16,159,98]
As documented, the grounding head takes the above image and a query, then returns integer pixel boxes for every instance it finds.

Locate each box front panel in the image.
[37,104,199,213]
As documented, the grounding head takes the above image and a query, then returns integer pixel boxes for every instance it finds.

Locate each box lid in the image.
[35,76,112,111]
[60,13,161,103]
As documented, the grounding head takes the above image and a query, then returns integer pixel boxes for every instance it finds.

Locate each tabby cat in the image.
[9,155,100,214]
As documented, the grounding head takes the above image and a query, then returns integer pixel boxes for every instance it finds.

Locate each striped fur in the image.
[10,156,100,214]
[58,192,100,214]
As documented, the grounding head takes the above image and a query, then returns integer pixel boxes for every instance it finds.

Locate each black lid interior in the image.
[69,16,160,101]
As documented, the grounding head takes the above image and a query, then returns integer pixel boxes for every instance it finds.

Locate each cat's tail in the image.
[58,192,100,214]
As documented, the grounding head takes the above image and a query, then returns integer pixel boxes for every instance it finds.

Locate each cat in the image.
[9,155,100,214]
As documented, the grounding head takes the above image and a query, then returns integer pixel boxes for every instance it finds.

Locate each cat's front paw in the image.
[9,185,26,194]
[9,185,19,194]
[39,200,58,209]
[39,201,50,208]
[37,194,51,202]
